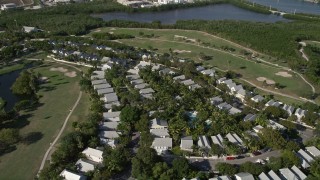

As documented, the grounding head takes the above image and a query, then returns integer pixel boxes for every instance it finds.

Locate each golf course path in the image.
[38,60,83,174]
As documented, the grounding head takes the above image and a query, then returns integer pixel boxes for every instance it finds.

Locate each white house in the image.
[253,125,264,133]
[22,26,41,33]
[282,104,295,116]
[268,170,281,180]
[268,120,286,131]
[60,169,86,180]
[211,134,224,147]
[150,129,170,138]
[130,79,144,85]
[180,136,193,152]
[151,138,172,154]
[104,101,120,110]
[228,107,242,115]
[291,165,307,180]
[295,108,306,121]
[251,95,264,103]
[82,147,103,163]
[306,146,320,158]
[75,159,95,173]
[258,172,270,180]
[104,93,119,103]
[279,168,298,180]
[198,136,211,149]
[235,172,254,180]
[244,114,257,122]
[209,176,231,180]
[265,100,282,107]
[103,111,120,122]
[217,102,232,110]
[150,118,168,129]
[189,84,201,91]
[181,79,195,86]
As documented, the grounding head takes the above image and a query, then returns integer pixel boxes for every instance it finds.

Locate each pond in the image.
[92,4,289,24]
[0,63,33,111]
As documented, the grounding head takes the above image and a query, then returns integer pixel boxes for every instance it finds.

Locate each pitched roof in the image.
[228,107,242,115]
[94,83,111,90]
[181,79,195,86]
[173,75,186,81]
[211,134,224,147]
[97,88,114,95]
[103,111,120,119]
[100,121,119,130]
[91,79,107,85]
[82,147,103,159]
[306,146,320,157]
[297,149,314,163]
[131,79,144,85]
[198,136,211,148]
[104,93,119,103]
[139,88,155,94]
[279,168,298,180]
[251,95,264,102]
[258,172,270,180]
[75,159,95,173]
[99,131,120,139]
[150,118,168,128]
[150,129,169,137]
[268,170,281,180]
[60,169,86,180]
[181,136,193,150]
[235,172,254,180]
[291,165,307,180]
[152,138,172,148]
[244,114,257,122]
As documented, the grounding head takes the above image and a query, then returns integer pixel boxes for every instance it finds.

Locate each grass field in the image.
[0,63,25,75]
[117,37,312,98]
[0,61,88,180]
[94,27,279,64]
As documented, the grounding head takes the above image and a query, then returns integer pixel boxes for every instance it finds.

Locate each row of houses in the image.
[217,77,246,102]
[149,118,173,155]
[52,49,100,62]
[296,146,320,169]
[49,40,113,51]
[126,73,155,99]
[258,165,307,180]
[210,96,242,115]
[173,74,202,91]
[60,147,104,180]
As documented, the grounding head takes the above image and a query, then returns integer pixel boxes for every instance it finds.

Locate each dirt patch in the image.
[64,71,77,78]
[110,28,116,31]
[50,67,68,73]
[256,77,275,85]
[39,76,49,83]
[173,49,192,53]
[275,71,292,78]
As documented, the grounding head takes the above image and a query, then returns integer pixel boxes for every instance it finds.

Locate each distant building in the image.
[60,169,86,180]
[251,95,264,103]
[1,3,16,11]
[235,172,254,180]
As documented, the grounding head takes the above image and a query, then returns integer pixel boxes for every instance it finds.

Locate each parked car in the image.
[237,155,245,159]
[252,151,262,156]
[226,156,236,160]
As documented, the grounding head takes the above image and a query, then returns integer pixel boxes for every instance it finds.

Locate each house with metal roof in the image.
[82,147,103,163]
[251,95,264,103]
[139,88,155,94]
[211,134,224,147]
[150,118,168,129]
[75,159,95,173]
[209,176,231,180]
[100,121,119,130]
[103,93,119,103]
[306,146,320,158]
[210,96,223,105]
[268,170,281,180]
[126,74,140,80]
[196,66,205,72]
[244,114,257,122]
[282,104,295,116]
[130,79,144,85]
[180,136,194,152]
[91,79,107,85]
[228,107,242,115]
[226,133,243,147]
[279,168,298,180]
[295,108,306,121]
[94,83,111,90]
[265,100,282,107]
[201,69,215,77]
[104,101,120,110]
[99,131,120,139]
[60,169,86,180]
[297,149,314,163]
[217,102,232,111]
[253,125,264,133]
[235,172,254,180]
[97,88,114,95]
[173,75,186,81]
[102,111,120,122]
[151,138,172,154]
[135,83,149,89]
[150,129,170,138]
[258,172,270,180]
[181,79,195,86]
[141,93,153,99]
[291,165,307,180]
[268,120,286,131]
[189,83,201,91]
[198,136,211,149]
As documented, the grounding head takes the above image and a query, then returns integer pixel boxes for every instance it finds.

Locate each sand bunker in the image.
[50,67,76,78]
[275,71,292,78]
[173,49,192,53]
[257,77,275,85]
[50,67,68,73]
[174,35,197,43]
[64,71,77,78]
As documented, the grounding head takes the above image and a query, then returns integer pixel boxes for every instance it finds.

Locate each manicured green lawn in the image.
[119,38,312,98]
[0,63,25,75]
[0,61,89,180]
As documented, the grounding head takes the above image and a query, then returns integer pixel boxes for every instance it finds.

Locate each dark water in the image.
[247,0,320,14]
[0,63,33,111]
[92,4,288,24]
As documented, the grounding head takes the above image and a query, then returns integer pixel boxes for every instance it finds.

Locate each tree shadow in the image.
[53,81,69,86]
[24,102,44,112]
[41,85,57,92]
[21,132,43,145]
[2,114,31,129]
[0,144,17,156]
[191,159,212,171]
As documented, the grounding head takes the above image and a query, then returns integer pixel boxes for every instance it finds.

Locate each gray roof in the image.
[97,88,114,95]
[295,108,306,117]
[226,133,243,146]
[173,75,186,81]
[279,168,298,180]
[196,66,205,71]
[181,79,195,86]
[228,107,242,115]
[135,83,149,89]
[217,102,232,110]
[130,79,144,85]
[104,101,120,110]
[104,93,118,103]
[189,84,201,90]
[150,118,168,129]
[258,172,270,180]
[141,93,153,99]
[291,165,307,180]
[99,131,120,139]
[198,136,211,149]
[268,170,281,180]
[244,114,257,122]
[100,121,119,130]
[306,146,320,157]
[209,176,231,180]
[75,159,95,173]
[152,138,172,148]
[91,79,107,85]
[282,104,295,115]
[91,74,104,80]
[235,172,254,180]
[251,95,264,102]
[94,83,111,90]
[103,111,120,121]
[150,129,169,137]
[211,134,224,147]
[201,69,215,76]
[210,96,223,105]
[297,149,314,163]
[126,74,140,80]
[60,169,87,180]
[180,136,193,150]
[140,88,155,94]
